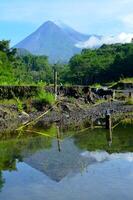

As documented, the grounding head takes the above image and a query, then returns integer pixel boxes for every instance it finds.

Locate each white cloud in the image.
[81,151,133,162]
[76,32,133,49]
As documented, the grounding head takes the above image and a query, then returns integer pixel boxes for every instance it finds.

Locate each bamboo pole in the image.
[16,101,60,130]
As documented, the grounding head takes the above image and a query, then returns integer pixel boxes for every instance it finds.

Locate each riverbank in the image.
[1,84,133,132]
[0,95,133,133]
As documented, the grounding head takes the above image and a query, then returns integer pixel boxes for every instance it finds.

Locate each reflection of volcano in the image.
[23,139,97,182]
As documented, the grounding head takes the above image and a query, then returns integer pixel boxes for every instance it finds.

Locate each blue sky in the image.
[0,0,133,45]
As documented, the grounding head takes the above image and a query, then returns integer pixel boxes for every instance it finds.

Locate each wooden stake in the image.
[129,91,132,99]
[54,68,57,100]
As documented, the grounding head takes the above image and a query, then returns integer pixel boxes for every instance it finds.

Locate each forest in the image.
[0,40,133,85]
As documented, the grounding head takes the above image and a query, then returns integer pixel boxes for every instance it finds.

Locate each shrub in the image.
[37,88,55,105]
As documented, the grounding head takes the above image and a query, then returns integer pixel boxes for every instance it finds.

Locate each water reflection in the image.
[24,138,94,182]
[0,172,5,192]
[106,128,112,147]
[0,125,57,191]
[56,126,61,152]
[0,123,133,197]
[74,124,133,153]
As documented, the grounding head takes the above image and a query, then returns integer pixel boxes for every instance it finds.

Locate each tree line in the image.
[62,43,133,85]
[0,40,53,85]
[0,40,133,85]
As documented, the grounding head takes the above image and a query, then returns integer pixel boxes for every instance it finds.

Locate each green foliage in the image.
[119,77,133,83]
[16,98,23,112]
[125,97,133,105]
[65,43,133,85]
[36,88,55,105]
[0,40,53,85]
[0,40,133,86]
[0,99,16,105]
[122,118,133,125]
[90,83,102,88]
[74,124,133,153]
[0,133,53,171]
[12,95,23,112]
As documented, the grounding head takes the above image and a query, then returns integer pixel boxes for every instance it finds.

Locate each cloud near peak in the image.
[75,32,133,49]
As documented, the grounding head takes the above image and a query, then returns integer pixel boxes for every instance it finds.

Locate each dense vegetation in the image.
[0,40,53,85]
[63,43,133,85]
[0,40,133,85]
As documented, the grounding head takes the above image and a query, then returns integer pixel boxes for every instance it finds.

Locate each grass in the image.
[36,89,55,105]
[0,97,23,112]
[121,118,133,125]
[108,77,133,89]
[0,81,47,87]
[95,99,108,105]
[68,97,75,103]
[0,99,16,105]
[63,83,72,87]
[90,83,102,88]
[108,81,117,88]
[125,97,133,105]
[15,98,23,112]
[108,77,133,85]
[119,77,133,83]
[0,86,55,114]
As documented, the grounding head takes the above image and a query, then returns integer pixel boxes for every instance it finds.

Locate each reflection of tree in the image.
[114,124,133,152]
[0,171,5,192]
[74,124,133,153]
[74,128,110,151]
[0,125,57,192]
[0,125,56,172]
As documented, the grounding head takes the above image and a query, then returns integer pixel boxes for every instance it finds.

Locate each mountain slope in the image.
[15,21,100,63]
[56,21,89,42]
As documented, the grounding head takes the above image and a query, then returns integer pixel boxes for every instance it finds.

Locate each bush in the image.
[37,88,55,105]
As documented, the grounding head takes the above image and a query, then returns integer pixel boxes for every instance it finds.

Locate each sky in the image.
[0,0,133,46]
